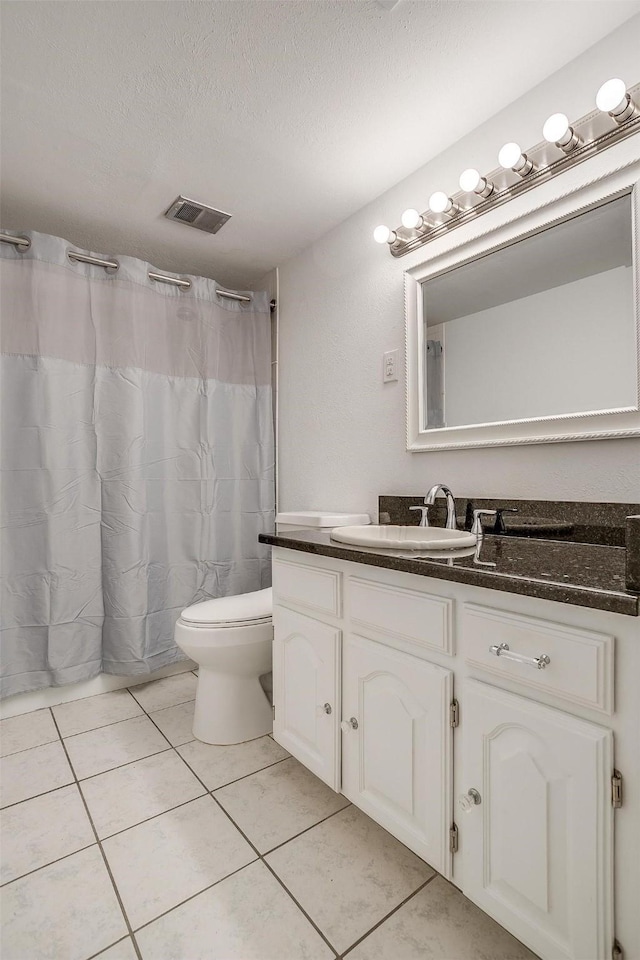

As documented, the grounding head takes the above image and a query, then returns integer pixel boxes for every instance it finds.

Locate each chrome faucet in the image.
[410,484,457,529]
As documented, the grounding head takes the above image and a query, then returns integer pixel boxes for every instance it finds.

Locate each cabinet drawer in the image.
[464,603,614,714]
[273,558,341,618]
[348,576,453,656]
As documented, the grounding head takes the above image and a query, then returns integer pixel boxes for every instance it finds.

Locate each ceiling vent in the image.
[164,196,231,235]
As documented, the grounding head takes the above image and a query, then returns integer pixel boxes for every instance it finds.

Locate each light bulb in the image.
[596,78,627,113]
[459,168,481,192]
[401,209,423,230]
[543,113,569,143]
[498,142,523,169]
[458,168,494,198]
[542,112,581,153]
[373,224,396,244]
[429,191,453,214]
[595,78,636,124]
[498,141,535,177]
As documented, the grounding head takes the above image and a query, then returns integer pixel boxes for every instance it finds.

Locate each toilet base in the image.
[193,667,273,745]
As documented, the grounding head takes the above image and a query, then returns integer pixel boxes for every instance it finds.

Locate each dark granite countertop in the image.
[259,529,640,617]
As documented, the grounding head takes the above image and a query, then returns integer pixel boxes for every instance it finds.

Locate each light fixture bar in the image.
[387,80,640,258]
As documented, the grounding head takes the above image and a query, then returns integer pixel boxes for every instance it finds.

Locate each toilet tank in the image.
[276,511,370,533]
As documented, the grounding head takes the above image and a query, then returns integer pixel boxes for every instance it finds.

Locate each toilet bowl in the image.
[174,588,273,745]
[175,513,370,746]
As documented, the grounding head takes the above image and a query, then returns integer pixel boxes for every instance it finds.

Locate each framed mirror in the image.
[405,167,640,450]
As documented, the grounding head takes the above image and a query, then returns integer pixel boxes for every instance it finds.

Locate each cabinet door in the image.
[342,633,453,875]
[462,679,613,960]
[272,605,340,790]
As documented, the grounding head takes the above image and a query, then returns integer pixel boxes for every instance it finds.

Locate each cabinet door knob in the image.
[323,703,332,715]
[458,788,481,812]
[341,717,359,732]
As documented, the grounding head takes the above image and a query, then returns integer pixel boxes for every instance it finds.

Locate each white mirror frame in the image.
[405,159,640,451]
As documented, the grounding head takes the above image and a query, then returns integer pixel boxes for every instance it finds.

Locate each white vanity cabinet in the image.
[462,679,613,960]
[271,547,640,960]
[272,605,340,788]
[341,632,452,869]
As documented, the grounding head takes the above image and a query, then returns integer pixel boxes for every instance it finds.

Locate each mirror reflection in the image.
[422,194,636,429]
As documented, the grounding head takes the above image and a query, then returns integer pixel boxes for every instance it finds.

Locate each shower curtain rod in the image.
[0,233,276,310]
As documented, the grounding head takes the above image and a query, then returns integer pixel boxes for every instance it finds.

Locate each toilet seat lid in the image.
[180,587,272,626]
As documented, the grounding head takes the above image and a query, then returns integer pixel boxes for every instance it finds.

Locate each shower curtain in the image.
[0,231,274,699]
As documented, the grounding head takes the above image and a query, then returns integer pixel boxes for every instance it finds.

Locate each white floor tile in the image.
[177,735,288,790]
[0,740,74,808]
[136,860,333,960]
[102,795,256,929]
[81,749,205,838]
[215,756,349,852]
[148,700,196,746]
[1,845,127,960]
[64,716,169,780]
[129,673,198,713]
[53,690,143,738]
[0,784,95,884]
[94,939,138,960]
[348,876,538,960]
[266,805,434,954]
[0,708,58,757]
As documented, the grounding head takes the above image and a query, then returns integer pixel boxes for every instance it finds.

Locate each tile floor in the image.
[0,670,538,960]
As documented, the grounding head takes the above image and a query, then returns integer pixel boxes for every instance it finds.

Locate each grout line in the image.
[132,688,339,955]
[97,792,208,842]
[74,747,174,784]
[206,754,291,792]
[0,779,76,812]
[3,692,195,755]
[340,872,438,958]
[131,859,260,935]
[48,709,145,960]
[261,858,340,958]
[55,713,146,740]
[0,735,61,759]
[62,710,167,743]
[85,935,134,960]
[0,840,98,888]
[259,801,351,857]
[206,791,340,958]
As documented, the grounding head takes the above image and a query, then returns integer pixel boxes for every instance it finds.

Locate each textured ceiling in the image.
[2,0,639,287]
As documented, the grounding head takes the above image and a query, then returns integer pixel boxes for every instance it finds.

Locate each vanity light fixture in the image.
[542,113,582,153]
[373,224,397,244]
[498,141,536,177]
[428,191,460,216]
[375,79,639,255]
[596,78,638,124]
[401,209,428,230]
[458,168,495,198]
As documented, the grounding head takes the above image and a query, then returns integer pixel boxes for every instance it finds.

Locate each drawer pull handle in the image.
[323,703,332,715]
[489,642,550,670]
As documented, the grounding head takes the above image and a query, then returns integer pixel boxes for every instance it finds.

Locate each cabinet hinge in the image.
[612,770,623,808]
[450,700,459,728]
[272,704,275,719]
[449,823,459,854]
[612,938,624,959]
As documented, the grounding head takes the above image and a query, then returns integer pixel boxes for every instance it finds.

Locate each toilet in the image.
[174,511,369,745]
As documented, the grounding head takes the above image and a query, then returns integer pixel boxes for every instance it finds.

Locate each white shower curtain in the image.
[0,231,274,698]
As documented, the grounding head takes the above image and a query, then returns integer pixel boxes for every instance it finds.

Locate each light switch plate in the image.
[383,349,399,382]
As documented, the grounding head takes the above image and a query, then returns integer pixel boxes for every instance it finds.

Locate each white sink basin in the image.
[330,524,476,551]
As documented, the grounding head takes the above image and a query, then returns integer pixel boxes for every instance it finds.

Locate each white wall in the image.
[277,19,640,519]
